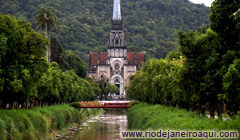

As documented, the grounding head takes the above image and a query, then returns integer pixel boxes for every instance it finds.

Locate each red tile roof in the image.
[136,52,145,66]
[90,52,108,66]
[127,52,145,66]
[99,52,107,64]
[90,52,98,66]
[126,52,135,64]
[89,52,145,66]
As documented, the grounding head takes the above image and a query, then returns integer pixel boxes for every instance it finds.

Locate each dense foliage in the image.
[0,0,210,61]
[0,14,100,109]
[0,105,103,140]
[50,38,87,78]
[127,103,240,132]
[127,56,184,105]
[127,0,239,118]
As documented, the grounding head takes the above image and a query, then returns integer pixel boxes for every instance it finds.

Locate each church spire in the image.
[112,0,121,20]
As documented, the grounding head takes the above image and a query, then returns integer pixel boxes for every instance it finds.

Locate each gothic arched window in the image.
[115,39,119,46]
[114,79,120,84]
[115,63,120,69]
[111,49,114,57]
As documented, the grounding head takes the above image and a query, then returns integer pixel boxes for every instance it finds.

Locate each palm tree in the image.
[35,6,57,62]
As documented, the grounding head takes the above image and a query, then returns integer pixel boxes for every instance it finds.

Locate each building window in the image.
[120,49,123,56]
[114,79,120,84]
[111,50,114,57]
[115,64,120,69]
[115,39,119,45]
[115,49,119,57]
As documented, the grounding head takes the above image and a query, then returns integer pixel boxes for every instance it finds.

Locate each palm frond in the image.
[35,6,58,32]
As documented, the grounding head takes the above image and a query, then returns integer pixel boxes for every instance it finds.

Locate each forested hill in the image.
[0,0,210,60]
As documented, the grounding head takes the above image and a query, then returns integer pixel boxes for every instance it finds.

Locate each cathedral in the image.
[88,0,145,99]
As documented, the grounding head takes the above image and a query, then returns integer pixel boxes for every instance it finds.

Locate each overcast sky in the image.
[189,0,214,7]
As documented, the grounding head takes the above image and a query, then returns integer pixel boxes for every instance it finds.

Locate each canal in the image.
[60,109,128,140]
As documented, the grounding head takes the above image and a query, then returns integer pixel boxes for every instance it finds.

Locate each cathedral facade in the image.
[88,0,145,99]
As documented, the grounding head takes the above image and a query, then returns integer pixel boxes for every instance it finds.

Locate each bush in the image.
[129,100,140,106]
[70,101,102,108]
[70,102,82,108]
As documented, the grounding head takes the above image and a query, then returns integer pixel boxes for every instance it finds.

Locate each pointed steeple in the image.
[113,0,121,20]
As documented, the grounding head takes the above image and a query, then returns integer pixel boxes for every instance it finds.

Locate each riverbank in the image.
[0,104,103,140]
[127,103,240,131]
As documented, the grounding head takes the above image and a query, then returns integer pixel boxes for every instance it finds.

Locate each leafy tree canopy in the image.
[127,0,240,118]
[0,14,99,108]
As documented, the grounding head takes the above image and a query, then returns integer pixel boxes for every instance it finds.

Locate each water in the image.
[60,109,128,140]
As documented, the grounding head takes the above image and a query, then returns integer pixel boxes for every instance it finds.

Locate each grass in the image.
[127,103,240,139]
[0,104,103,140]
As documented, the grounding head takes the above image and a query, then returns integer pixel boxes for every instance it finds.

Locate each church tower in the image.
[88,0,145,99]
[107,0,127,58]
[107,0,126,97]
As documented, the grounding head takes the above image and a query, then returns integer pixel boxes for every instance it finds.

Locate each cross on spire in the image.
[112,0,121,20]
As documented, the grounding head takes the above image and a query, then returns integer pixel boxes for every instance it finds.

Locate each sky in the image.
[189,0,214,7]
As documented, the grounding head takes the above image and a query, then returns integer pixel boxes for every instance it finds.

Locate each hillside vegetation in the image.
[0,0,210,60]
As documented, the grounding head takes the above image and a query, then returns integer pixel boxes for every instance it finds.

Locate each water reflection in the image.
[63,109,127,140]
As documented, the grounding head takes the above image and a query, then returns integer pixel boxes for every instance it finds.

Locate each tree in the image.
[50,38,65,63]
[178,29,223,117]
[96,75,119,100]
[0,14,48,108]
[210,0,239,45]
[98,75,108,100]
[127,56,184,105]
[35,6,58,62]
[106,83,119,96]
[0,14,98,108]
[209,0,239,64]
[209,0,240,116]
[221,59,240,116]
[62,51,87,78]
[50,39,87,78]
[86,77,101,99]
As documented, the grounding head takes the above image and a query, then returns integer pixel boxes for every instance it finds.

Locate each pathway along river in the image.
[59,109,128,140]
